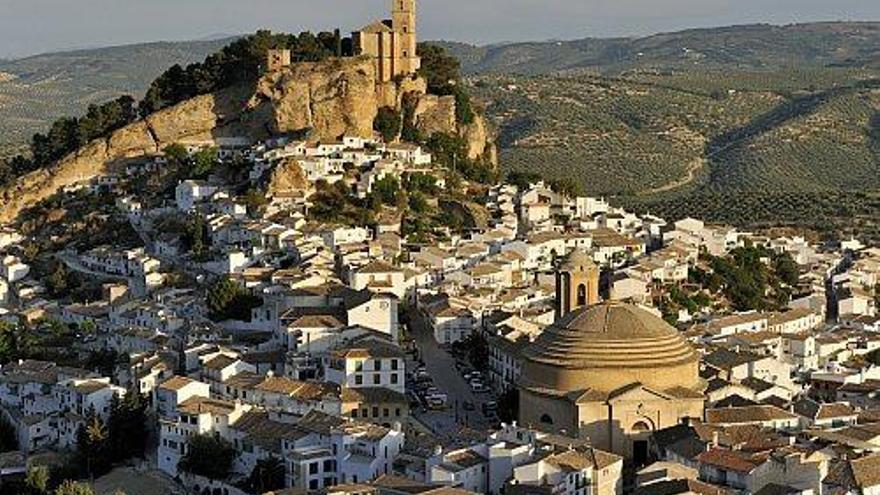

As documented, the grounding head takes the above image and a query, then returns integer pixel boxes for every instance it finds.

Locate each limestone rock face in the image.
[252,57,378,141]
[266,158,312,198]
[461,113,491,161]
[0,57,497,224]
[145,93,220,144]
[377,76,427,109]
[413,95,457,136]
[107,121,158,158]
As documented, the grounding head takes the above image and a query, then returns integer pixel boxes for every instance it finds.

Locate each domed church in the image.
[518,250,705,462]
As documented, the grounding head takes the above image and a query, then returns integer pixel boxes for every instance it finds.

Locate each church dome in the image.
[559,249,597,272]
[519,302,700,395]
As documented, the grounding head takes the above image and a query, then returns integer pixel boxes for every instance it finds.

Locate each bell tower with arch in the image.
[556,249,600,320]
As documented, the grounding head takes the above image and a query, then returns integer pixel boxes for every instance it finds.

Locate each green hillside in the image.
[0,38,235,152]
[472,64,880,235]
[445,22,880,75]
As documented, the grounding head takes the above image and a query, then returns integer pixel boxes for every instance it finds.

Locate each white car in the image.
[470,382,489,393]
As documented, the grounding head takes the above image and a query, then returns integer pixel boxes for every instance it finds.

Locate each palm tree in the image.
[248,456,287,493]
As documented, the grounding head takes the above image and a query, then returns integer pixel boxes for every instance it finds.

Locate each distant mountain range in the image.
[441,22,880,75]
[0,38,235,152]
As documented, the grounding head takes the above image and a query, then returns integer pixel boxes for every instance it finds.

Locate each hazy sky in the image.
[1,0,880,59]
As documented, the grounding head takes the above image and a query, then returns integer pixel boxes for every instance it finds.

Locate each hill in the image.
[475,67,880,192]
[443,22,880,75]
[3,22,880,235]
[0,38,235,154]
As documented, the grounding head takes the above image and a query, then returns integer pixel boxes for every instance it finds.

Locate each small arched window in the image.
[577,284,587,306]
[540,414,554,425]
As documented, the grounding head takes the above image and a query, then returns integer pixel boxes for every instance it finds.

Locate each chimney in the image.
[711,431,720,448]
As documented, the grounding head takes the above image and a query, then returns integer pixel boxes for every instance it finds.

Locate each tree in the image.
[184,214,208,260]
[76,409,111,479]
[417,44,462,95]
[373,176,401,206]
[245,456,287,493]
[406,173,438,195]
[0,321,36,365]
[54,481,95,495]
[459,333,489,372]
[84,349,125,378]
[106,391,149,461]
[25,465,50,495]
[773,253,800,287]
[191,148,219,178]
[178,434,236,480]
[374,107,401,143]
[46,262,71,298]
[497,389,519,423]
[0,414,17,452]
[408,192,428,214]
[163,143,189,166]
[207,278,263,322]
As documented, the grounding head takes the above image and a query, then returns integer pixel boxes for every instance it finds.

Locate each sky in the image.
[1,0,880,59]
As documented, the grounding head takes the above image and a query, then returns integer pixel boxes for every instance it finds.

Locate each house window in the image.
[383,408,390,417]
[309,462,319,475]
[374,360,382,371]
[309,480,319,490]
[391,373,399,384]
[355,375,363,385]
[374,374,381,385]
[391,359,399,370]
[372,406,379,417]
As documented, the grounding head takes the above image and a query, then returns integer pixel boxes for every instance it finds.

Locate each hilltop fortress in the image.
[0,0,495,224]
[267,0,422,84]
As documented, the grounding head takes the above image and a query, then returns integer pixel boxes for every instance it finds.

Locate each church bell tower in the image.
[556,249,601,320]
[392,0,420,74]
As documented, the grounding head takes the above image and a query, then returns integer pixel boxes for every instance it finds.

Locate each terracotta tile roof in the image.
[634,479,728,495]
[706,405,797,425]
[158,375,198,391]
[696,448,764,473]
[816,402,857,420]
[178,396,237,416]
[203,354,238,370]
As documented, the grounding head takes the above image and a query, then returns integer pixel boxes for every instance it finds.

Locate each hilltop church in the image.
[352,0,422,83]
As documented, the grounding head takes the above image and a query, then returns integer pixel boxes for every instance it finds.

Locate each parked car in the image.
[470,382,489,393]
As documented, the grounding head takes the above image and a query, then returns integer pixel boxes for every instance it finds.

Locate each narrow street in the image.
[406,308,496,437]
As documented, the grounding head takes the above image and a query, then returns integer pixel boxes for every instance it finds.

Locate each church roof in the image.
[358,20,394,33]
[523,303,696,365]
[519,302,702,395]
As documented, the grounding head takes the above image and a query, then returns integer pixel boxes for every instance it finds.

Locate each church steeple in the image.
[392,0,420,75]
[352,0,421,83]
[555,249,600,320]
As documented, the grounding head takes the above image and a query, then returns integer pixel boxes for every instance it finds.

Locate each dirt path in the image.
[639,156,706,196]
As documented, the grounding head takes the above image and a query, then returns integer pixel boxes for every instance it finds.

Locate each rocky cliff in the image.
[0,56,495,224]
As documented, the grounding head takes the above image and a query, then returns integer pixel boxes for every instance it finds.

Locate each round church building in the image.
[518,301,705,462]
